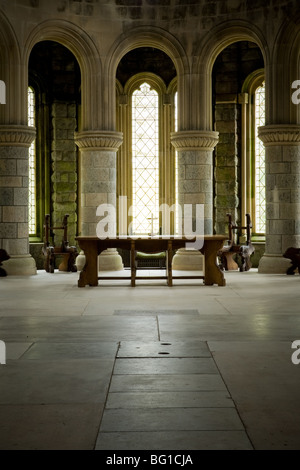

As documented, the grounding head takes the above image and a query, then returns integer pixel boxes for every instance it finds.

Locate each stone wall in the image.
[51,102,78,246]
[29,242,44,270]
[251,242,265,268]
[214,102,240,235]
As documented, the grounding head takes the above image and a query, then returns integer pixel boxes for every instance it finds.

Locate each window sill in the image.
[251,235,265,243]
[29,237,43,243]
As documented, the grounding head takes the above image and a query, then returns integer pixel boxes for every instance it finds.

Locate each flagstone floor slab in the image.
[5,342,33,359]
[109,374,228,392]
[105,391,234,409]
[21,341,119,360]
[113,357,218,375]
[117,341,211,358]
[95,430,253,450]
[0,359,114,404]
[0,403,102,450]
[0,316,158,342]
[99,407,245,432]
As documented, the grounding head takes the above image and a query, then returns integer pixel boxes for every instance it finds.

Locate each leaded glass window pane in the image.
[255,82,266,234]
[132,83,159,235]
[174,91,179,234]
[28,87,36,235]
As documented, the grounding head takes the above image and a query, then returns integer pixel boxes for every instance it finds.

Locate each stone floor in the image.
[0,268,300,450]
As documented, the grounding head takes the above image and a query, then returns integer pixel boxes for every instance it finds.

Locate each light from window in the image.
[28,87,36,235]
[132,83,159,235]
[255,82,266,234]
[174,91,179,234]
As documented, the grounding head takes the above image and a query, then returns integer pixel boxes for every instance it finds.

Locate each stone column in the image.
[258,125,300,273]
[171,130,219,234]
[170,130,219,270]
[75,130,124,271]
[0,125,37,275]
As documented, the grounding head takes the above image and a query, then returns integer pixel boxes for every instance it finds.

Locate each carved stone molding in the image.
[258,125,300,146]
[0,125,36,147]
[170,130,219,151]
[75,130,123,151]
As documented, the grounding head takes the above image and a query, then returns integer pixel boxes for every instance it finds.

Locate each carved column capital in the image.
[170,130,219,151]
[258,125,300,146]
[74,130,123,151]
[0,125,36,147]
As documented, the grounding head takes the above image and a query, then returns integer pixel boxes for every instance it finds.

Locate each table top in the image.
[75,235,227,241]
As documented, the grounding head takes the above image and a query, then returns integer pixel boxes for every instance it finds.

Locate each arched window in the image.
[116,73,177,236]
[254,82,266,234]
[241,70,265,237]
[131,82,159,235]
[27,80,51,243]
[28,86,36,235]
[174,91,179,234]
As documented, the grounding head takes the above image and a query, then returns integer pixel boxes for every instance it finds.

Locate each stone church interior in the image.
[1,0,300,451]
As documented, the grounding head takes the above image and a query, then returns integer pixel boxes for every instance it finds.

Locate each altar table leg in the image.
[202,240,226,286]
[167,241,173,286]
[78,245,99,287]
[130,241,136,287]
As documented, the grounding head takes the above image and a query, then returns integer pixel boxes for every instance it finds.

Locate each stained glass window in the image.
[255,82,266,234]
[28,87,36,235]
[132,83,159,235]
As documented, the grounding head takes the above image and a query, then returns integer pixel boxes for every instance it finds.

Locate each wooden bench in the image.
[283,247,300,274]
[42,214,78,273]
[218,213,255,272]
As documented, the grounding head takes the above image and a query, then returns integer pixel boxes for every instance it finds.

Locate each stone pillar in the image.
[75,130,124,271]
[0,125,37,275]
[170,130,219,235]
[170,130,219,270]
[258,125,300,273]
[75,130,123,235]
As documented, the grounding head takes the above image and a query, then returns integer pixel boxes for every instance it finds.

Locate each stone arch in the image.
[24,19,102,130]
[0,11,23,124]
[271,14,300,124]
[123,72,167,97]
[104,26,189,130]
[193,20,269,129]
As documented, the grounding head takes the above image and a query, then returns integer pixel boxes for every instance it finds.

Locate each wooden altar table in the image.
[75,235,227,287]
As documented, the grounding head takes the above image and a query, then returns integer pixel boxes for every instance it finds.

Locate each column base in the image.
[172,248,204,271]
[258,254,291,274]
[98,249,124,271]
[2,254,37,275]
[75,249,125,272]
